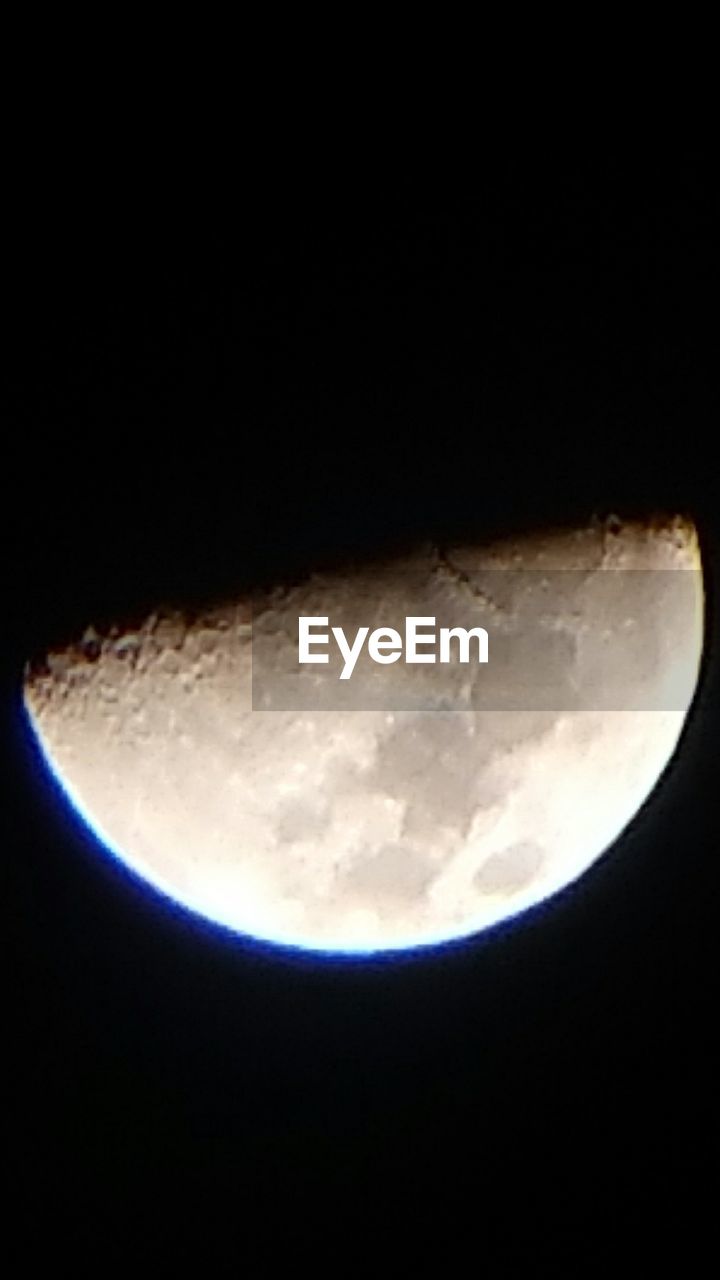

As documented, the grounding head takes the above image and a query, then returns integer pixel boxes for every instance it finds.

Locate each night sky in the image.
[4,155,717,1249]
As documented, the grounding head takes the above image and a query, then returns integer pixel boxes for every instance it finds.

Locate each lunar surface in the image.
[23,517,704,953]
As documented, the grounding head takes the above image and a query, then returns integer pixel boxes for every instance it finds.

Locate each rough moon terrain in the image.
[23,517,704,952]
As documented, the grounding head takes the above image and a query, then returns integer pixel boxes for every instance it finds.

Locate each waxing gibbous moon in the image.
[23,517,704,953]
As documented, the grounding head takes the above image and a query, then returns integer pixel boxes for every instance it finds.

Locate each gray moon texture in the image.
[23,516,704,953]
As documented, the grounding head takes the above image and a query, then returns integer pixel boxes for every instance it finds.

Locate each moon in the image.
[23,516,704,954]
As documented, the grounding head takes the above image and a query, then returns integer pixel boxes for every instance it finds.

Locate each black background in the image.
[4,156,718,1247]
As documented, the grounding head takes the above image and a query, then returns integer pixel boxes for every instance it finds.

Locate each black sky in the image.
[4,156,718,1247]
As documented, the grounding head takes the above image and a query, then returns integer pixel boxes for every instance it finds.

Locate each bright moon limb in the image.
[22,517,704,955]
